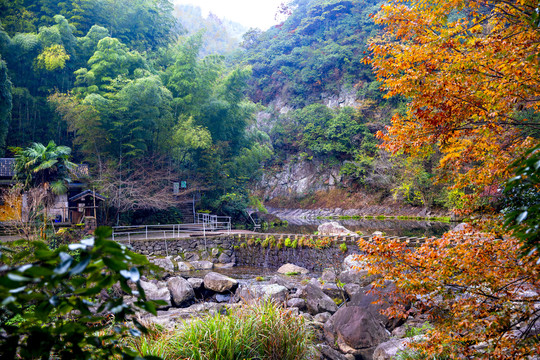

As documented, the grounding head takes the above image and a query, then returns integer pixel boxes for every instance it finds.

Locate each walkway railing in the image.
[196,212,231,226]
[112,215,231,243]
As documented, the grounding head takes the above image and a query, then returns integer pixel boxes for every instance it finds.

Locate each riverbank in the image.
[264,206,453,222]
[263,189,452,219]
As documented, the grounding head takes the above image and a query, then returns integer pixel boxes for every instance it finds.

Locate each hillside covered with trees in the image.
[0,0,272,224]
[0,0,537,221]
[0,0,539,359]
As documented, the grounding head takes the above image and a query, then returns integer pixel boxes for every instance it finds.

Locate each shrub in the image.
[0,227,161,359]
[339,243,348,253]
[284,237,292,247]
[130,300,315,360]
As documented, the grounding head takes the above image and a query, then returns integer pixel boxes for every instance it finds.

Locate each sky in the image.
[172,0,286,30]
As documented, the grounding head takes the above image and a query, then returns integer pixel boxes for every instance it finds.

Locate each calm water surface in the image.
[262,218,453,238]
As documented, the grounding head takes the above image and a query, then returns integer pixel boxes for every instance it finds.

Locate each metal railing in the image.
[112,217,231,243]
[196,212,231,226]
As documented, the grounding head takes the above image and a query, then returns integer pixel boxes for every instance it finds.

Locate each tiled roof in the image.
[69,189,106,202]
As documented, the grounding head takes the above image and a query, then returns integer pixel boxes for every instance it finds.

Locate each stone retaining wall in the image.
[120,233,427,271]
[118,236,237,264]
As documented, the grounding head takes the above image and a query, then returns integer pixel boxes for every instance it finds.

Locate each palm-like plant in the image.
[13,141,77,238]
[14,141,76,195]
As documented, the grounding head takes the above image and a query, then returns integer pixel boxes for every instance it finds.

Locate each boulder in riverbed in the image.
[277,263,309,275]
[324,305,389,359]
[191,260,214,270]
[139,280,171,308]
[167,276,195,306]
[299,279,338,315]
[149,257,175,272]
[203,272,238,293]
[236,284,289,303]
[318,222,358,237]
[187,277,204,291]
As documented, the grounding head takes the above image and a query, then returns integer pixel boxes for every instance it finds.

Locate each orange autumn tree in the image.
[356,0,540,358]
[370,0,540,210]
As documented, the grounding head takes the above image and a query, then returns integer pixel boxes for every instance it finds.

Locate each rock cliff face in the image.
[258,159,342,200]
[254,86,363,202]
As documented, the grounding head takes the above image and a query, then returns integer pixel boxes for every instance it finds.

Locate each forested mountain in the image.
[173,4,247,57]
[235,0,448,212]
[241,0,382,107]
[0,0,463,223]
[0,0,271,224]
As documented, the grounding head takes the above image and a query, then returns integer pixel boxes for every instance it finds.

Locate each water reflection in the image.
[262,218,452,238]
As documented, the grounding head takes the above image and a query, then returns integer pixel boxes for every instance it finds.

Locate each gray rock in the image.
[344,283,362,299]
[452,222,469,232]
[214,262,235,269]
[299,279,338,315]
[324,306,389,358]
[185,252,200,261]
[339,269,378,287]
[140,280,171,308]
[321,268,337,282]
[236,284,289,303]
[372,338,413,360]
[316,344,349,360]
[269,275,296,290]
[210,248,220,257]
[318,222,358,237]
[177,261,194,272]
[277,263,309,275]
[287,298,306,310]
[372,231,384,237]
[343,254,366,271]
[203,272,238,292]
[391,325,408,338]
[218,252,231,263]
[216,294,231,303]
[187,277,204,290]
[191,261,214,270]
[149,257,175,272]
[314,312,332,323]
[167,277,195,306]
[321,282,344,300]
[350,282,404,330]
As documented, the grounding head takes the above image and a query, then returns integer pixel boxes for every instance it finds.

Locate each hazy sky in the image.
[173,0,286,29]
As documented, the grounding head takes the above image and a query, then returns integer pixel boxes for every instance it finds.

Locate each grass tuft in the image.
[128,300,316,360]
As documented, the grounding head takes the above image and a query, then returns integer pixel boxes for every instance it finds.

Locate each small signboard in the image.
[173,182,179,194]
[181,181,187,188]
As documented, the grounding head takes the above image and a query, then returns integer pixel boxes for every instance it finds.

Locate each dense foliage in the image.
[0,227,162,359]
[0,0,272,222]
[358,0,540,358]
[241,0,384,108]
[370,0,540,213]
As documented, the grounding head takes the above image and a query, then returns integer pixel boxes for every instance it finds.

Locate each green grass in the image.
[285,271,300,276]
[128,300,315,360]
